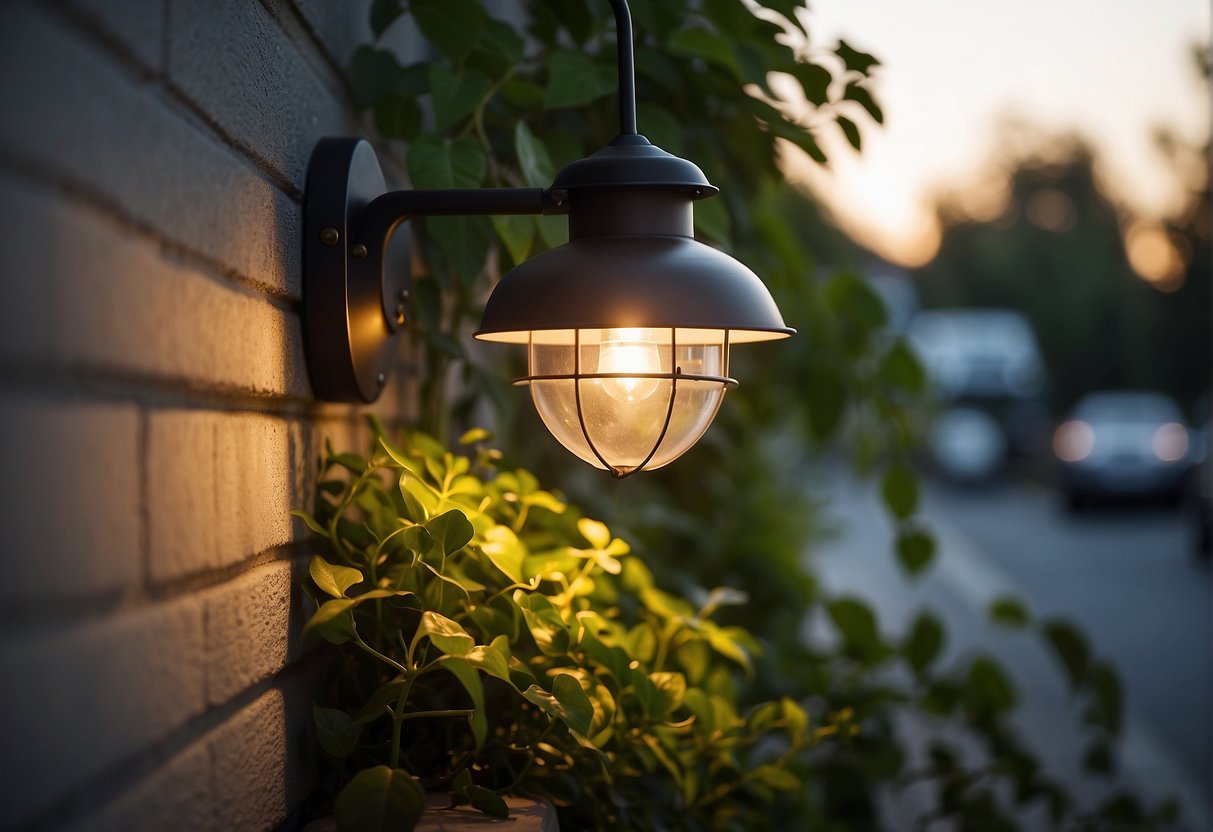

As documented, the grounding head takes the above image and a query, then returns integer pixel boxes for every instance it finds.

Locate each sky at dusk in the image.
[780,0,1211,266]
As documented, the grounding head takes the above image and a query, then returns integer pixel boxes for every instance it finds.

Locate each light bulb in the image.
[597,328,661,402]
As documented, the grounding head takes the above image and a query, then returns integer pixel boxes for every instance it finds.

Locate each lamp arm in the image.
[606,0,637,135]
[351,187,567,257]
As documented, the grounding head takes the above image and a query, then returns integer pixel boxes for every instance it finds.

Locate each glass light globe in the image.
[526,328,731,476]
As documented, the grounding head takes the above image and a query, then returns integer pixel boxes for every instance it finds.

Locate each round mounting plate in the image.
[303,138,411,402]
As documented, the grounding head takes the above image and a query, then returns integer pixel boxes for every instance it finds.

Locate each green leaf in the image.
[492,214,534,264]
[429,65,492,132]
[577,517,611,549]
[1083,740,1114,775]
[827,596,883,662]
[788,62,831,106]
[988,596,1031,629]
[428,215,493,288]
[291,509,327,537]
[334,766,424,832]
[1087,661,1123,735]
[1042,618,1091,690]
[827,271,888,333]
[314,705,361,758]
[465,643,511,682]
[903,611,944,672]
[480,525,525,583]
[425,508,474,555]
[805,363,848,439]
[440,657,487,748]
[466,786,508,819]
[514,122,555,188]
[836,39,880,74]
[964,656,1018,712]
[693,196,731,245]
[349,46,404,109]
[476,17,525,66]
[370,0,404,37]
[309,556,364,599]
[304,598,357,644]
[896,529,935,575]
[523,674,594,737]
[881,464,919,519]
[543,50,616,110]
[373,94,422,142]
[416,610,474,656]
[880,339,925,393]
[459,427,492,445]
[844,81,884,124]
[669,27,742,78]
[411,0,486,63]
[352,679,406,725]
[649,671,687,718]
[751,764,799,791]
[406,136,486,190]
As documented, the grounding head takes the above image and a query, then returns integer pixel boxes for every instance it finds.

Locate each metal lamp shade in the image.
[475,196,792,476]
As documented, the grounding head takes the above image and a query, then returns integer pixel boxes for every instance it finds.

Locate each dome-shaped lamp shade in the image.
[475,235,793,477]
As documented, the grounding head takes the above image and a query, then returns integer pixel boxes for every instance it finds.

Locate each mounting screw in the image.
[693,188,703,197]
[398,289,409,302]
[319,226,339,246]
[395,303,406,325]
[351,243,367,259]
[376,372,386,387]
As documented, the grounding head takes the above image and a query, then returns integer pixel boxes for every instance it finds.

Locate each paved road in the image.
[808,468,1210,830]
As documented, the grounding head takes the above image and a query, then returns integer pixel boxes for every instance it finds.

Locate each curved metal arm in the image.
[608,0,637,135]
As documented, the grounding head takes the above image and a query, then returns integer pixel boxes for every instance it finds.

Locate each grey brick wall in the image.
[0,1,418,828]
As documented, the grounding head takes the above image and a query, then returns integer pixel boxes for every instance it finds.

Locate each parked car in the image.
[1054,391,1192,510]
[909,308,1050,479]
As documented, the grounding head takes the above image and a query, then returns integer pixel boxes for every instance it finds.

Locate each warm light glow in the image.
[1152,422,1189,463]
[597,328,661,402]
[1054,420,1095,462]
[1124,221,1186,291]
[527,329,729,476]
[1026,188,1076,232]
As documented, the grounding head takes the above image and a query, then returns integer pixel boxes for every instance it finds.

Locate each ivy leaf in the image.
[303,598,357,644]
[805,363,847,440]
[440,657,487,748]
[411,0,486,63]
[880,339,926,393]
[425,508,474,556]
[827,596,884,662]
[352,679,406,725]
[836,115,862,151]
[416,610,474,656]
[896,529,935,576]
[963,656,1018,712]
[309,556,364,599]
[523,674,594,737]
[373,95,422,142]
[369,0,404,37]
[407,136,486,189]
[788,62,831,107]
[429,65,491,132]
[291,509,327,537]
[577,517,611,549]
[751,764,799,791]
[988,596,1031,629]
[480,525,525,583]
[476,17,525,67]
[1086,661,1123,736]
[881,464,919,518]
[334,766,424,832]
[903,611,944,672]
[428,216,493,288]
[466,786,508,819]
[349,46,404,109]
[459,427,493,445]
[514,122,555,188]
[492,214,535,264]
[669,27,742,78]
[844,81,884,124]
[543,50,616,109]
[314,705,361,758]
[465,643,511,683]
[836,39,880,74]
[1042,618,1091,690]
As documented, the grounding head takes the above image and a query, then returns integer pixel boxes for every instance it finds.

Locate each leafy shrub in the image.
[297,422,856,830]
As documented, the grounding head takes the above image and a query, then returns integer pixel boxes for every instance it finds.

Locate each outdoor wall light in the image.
[303,0,792,477]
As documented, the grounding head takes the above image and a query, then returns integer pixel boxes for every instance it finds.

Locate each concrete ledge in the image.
[303,794,560,831]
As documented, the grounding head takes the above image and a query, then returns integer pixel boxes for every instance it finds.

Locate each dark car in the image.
[1054,391,1192,510]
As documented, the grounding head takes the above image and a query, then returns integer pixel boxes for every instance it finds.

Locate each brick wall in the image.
[0,1,419,829]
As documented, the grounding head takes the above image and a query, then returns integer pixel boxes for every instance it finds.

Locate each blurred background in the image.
[782,0,1211,822]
